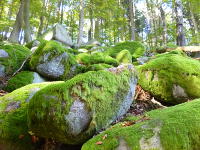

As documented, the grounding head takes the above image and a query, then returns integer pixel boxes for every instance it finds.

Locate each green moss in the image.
[86,63,113,71]
[106,41,145,59]
[4,71,35,92]
[25,38,46,49]
[116,50,132,64]
[0,82,61,150]
[0,43,31,76]
[76,52,119,67]
[82,99,200,150]
[29,40,77,80]
[28,65,137,144]
[137,50,200,104]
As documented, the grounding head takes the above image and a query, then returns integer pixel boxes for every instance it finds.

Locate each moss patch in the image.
[76,52,119,67]
[82,99,200,150]
[116,50,132,64]
[0,82,61,150]
[28,65,137,145]
[4,71,35,92]
[137,50,200,104]
[0,43,31,76]
[106,41,145,59]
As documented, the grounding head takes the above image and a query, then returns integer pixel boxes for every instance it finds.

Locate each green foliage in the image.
[107,41,145,59]
[82,99,200,150]
[116,49,132,64]
[137,50,200,104]
[0,43,31,76]
[4,71,34,92]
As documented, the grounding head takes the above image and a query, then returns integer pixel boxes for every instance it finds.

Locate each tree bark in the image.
[23,0,31,43]
[174,0,186,46]
[77,0,85,46]
[159,4,167,46]
[9,0,24,43]
[129,0,135,41]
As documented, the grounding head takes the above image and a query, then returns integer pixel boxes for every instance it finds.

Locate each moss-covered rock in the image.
[137,50,200,104]
[116,50,132,64]
[0,82,61,150]
[106,41,145,59]
[85,64,113,71]
[4,71,46,92]
[0,43,31,77]
[76,52,119,67]
[29,40,78,80]
[82,99,200,150]
[28,65,137,145]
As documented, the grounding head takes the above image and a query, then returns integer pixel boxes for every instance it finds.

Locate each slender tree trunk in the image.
[174,0,186,46]
[9,0,24,43]
[37,0,46,37]
[129,0,135,41]
[23,0,31,43]
[188,1,199,45]
[159,4,167,46]
[60,0,64,24]
[88,1,93,41]
[94,19,100,40]
[77,0,85,46]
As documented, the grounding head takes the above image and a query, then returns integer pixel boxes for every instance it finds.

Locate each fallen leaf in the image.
[96,141,103,145]
[102,134,107,140]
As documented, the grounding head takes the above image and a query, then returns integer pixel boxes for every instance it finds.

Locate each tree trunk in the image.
[9,0,24,43]
[159,4,167,46]
[23,0,31,43]
[129,0,135,41]
[174,0,186,46]
[77,0,85,46]
[94,19,100,41]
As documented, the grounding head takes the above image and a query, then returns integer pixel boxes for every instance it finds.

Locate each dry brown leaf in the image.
[96,141,103,145]
[102,134,107,140]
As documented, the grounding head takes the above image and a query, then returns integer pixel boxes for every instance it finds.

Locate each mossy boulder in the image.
[0,43,31,77]
[28,65,137,145]
[85,64,113,71]
[0,82,61,150]
[5,71,46,92]
[106,41,145,59]
[76,52,119,67]
[82,99,200,150]
[137,50,200,104]
[29,40,78,80]
[116,50,132,64]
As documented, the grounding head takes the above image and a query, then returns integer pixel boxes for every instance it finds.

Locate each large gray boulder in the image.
[43,24,73,47]
[29,40,78,80]
[28,64,138,145]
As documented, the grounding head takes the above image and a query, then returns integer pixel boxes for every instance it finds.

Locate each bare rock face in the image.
[28,64,138,145]
[0,49,9,58]
[43,24,73,47]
